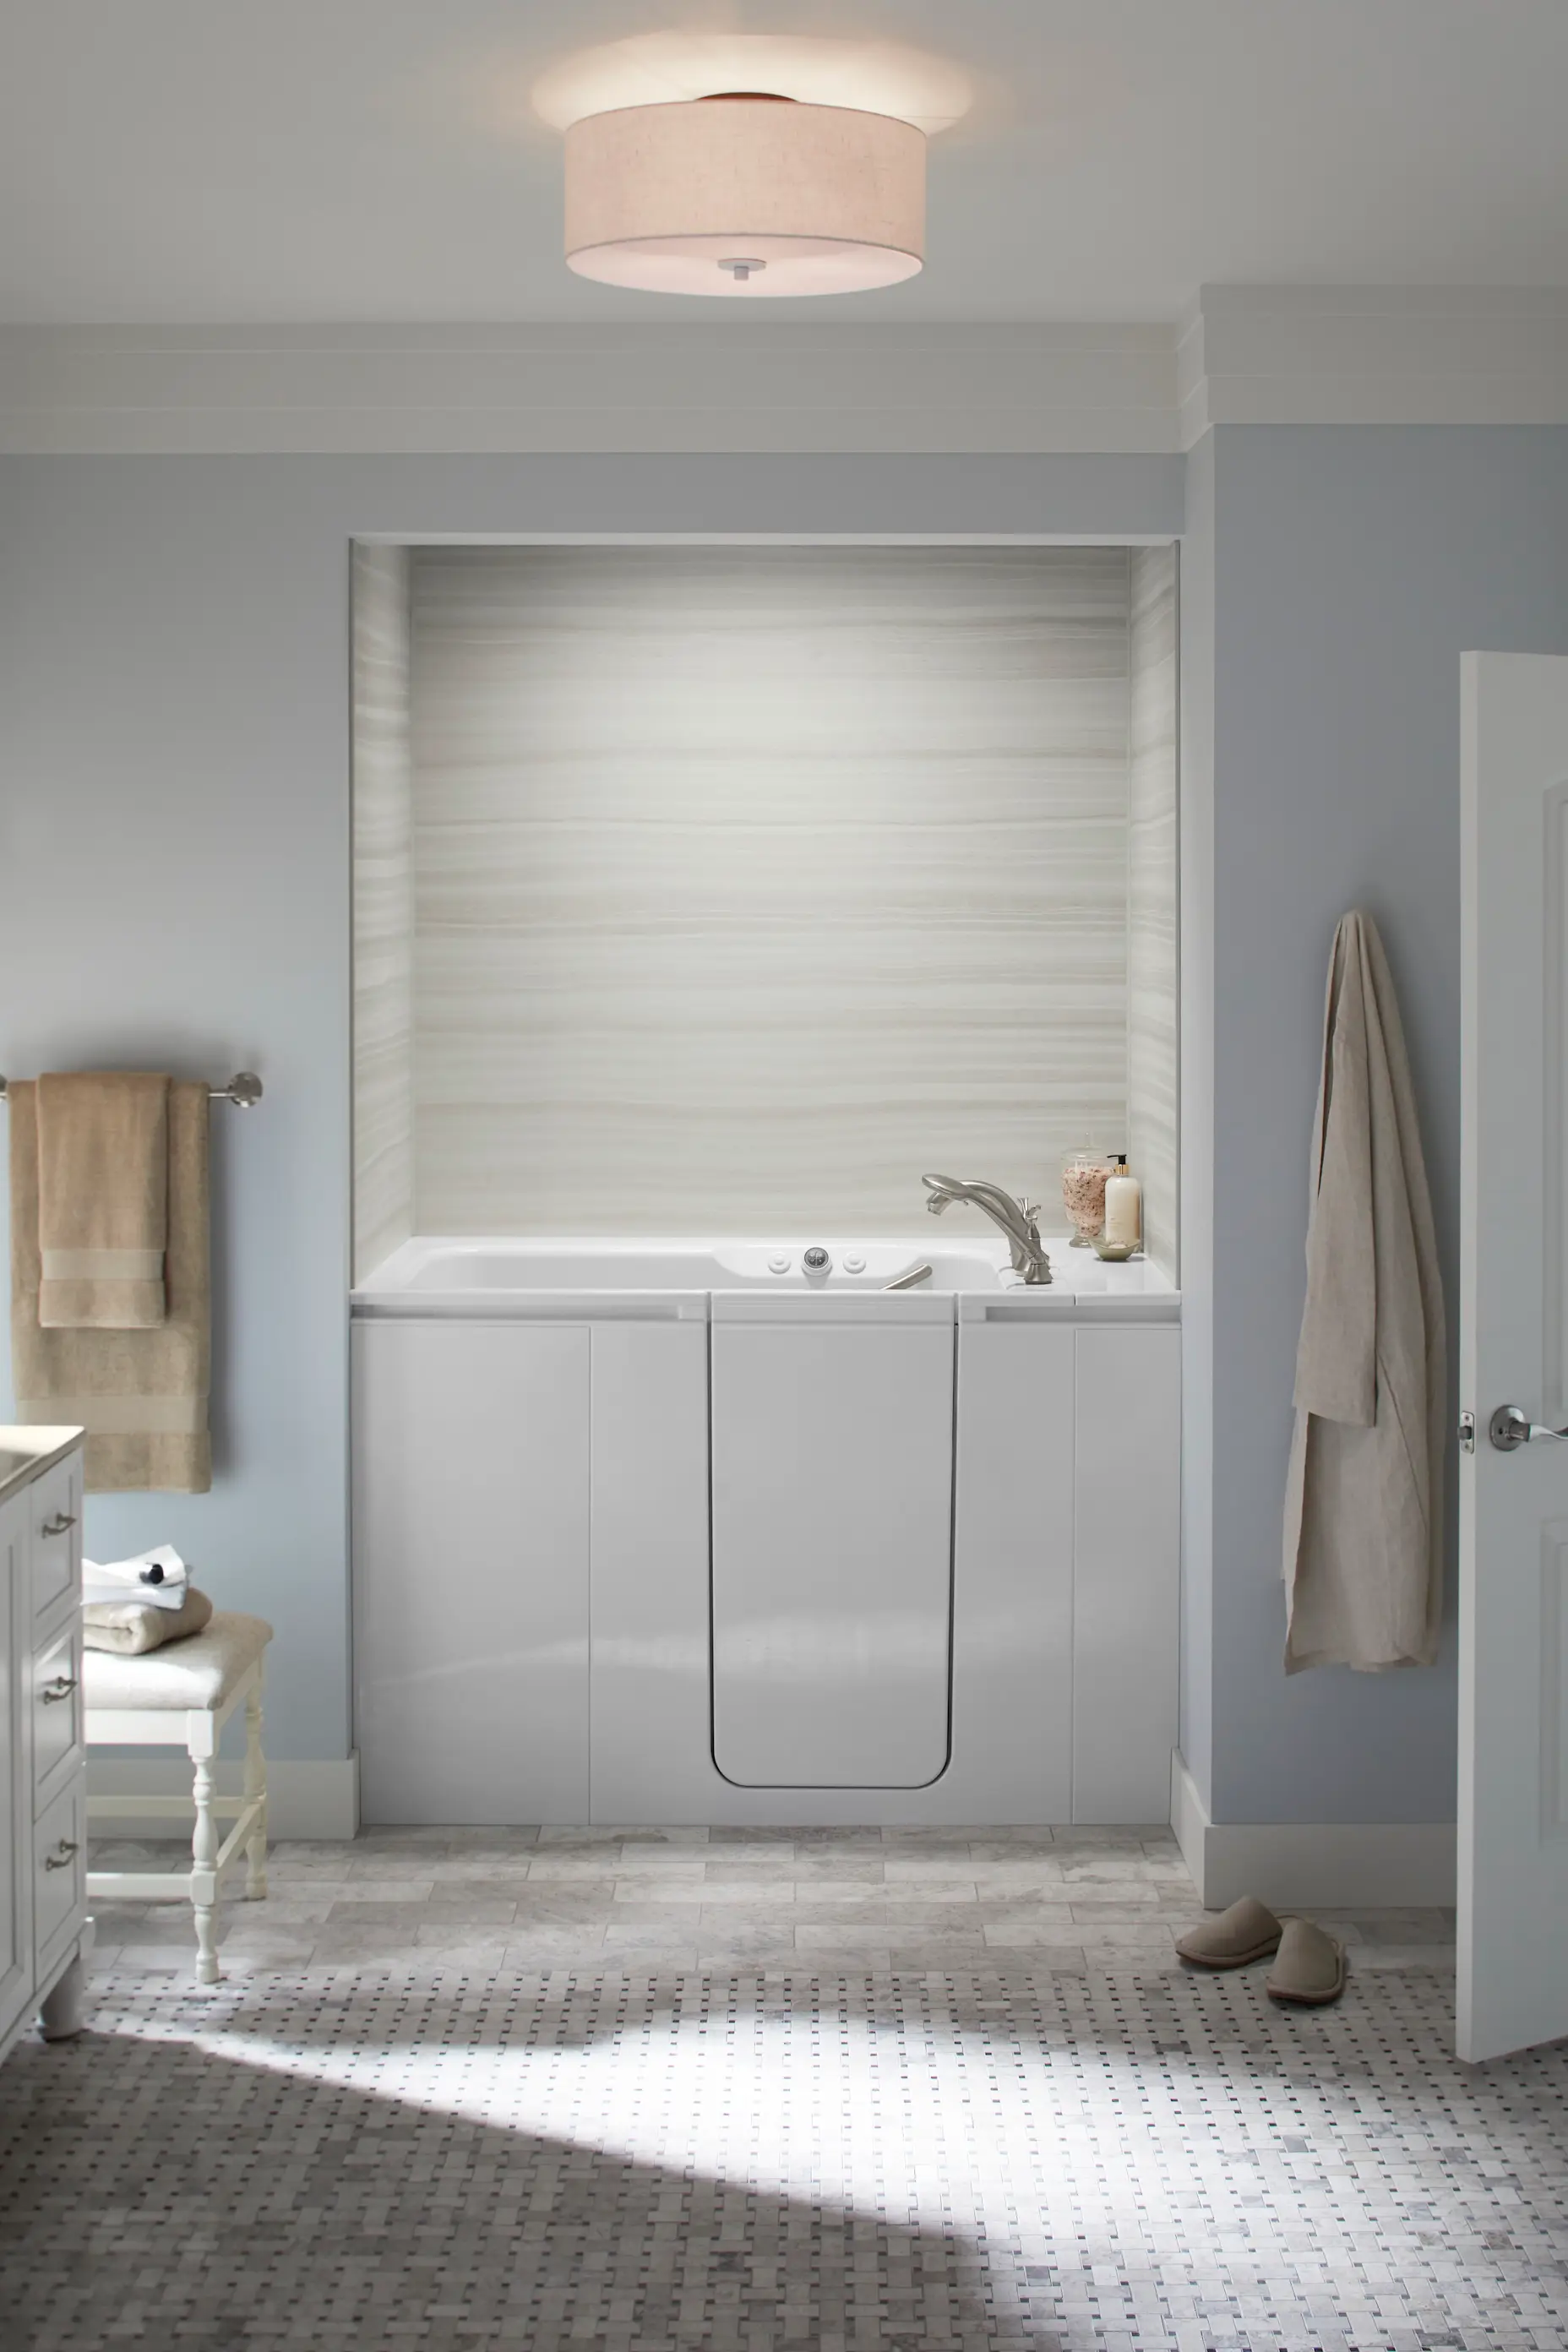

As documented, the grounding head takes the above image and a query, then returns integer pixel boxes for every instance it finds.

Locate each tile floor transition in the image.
[79,1824,1455,1979]
[3,1827,1555,2352]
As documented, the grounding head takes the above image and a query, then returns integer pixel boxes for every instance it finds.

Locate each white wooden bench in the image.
[83,1611,272,1984]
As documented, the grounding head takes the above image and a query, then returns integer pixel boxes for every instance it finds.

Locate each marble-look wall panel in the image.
[1127,545,1179,1276]
[351,543,414,1279]
[410,547,1132,1236]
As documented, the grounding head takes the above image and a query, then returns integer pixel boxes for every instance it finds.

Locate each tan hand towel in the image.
[36,1072,170,1327]
[82,1584,213,1655]
[10,1078,212,1493]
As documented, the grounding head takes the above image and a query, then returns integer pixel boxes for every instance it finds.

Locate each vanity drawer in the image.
[30,1458,82,1623]
[32,1620,84,1816]
[34,1775,86,1975]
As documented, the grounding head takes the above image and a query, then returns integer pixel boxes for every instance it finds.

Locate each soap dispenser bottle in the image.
[1102,1154,1142,1255]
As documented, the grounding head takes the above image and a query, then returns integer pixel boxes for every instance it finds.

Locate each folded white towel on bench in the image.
[83,1543,189,1612]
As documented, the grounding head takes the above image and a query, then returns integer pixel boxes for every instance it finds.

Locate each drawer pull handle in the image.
[41,1512,77,1537]
[44,1839,79,1870]
[41,1675,77,1704]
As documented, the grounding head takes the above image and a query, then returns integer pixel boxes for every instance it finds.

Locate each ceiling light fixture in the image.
[536,35,971,301]
[564,91,923,297]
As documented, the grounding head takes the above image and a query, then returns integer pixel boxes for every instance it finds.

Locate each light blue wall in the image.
[13,433,1558,1819]
[1203,424,1568,1825]
[0,452,1184,1761]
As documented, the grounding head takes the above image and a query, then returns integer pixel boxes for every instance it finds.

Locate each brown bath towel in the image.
[10,1078,211,1492]
[35,1071,169,1327]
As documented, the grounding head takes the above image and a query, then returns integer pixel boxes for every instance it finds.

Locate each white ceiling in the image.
[7,0,1568,325]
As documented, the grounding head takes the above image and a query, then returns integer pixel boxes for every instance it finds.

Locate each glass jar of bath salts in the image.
[1061,1151,1115,1249]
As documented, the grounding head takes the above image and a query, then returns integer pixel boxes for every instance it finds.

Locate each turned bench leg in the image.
[190,1747,220,1985]
[244,1666,269,1900]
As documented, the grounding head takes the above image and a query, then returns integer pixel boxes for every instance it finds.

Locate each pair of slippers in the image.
[1175,1896,1346,2004]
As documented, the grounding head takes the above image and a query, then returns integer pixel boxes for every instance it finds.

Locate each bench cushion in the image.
[82,1609,273,1712]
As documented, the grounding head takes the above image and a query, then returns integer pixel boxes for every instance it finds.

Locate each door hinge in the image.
[1458,1410,1476,1453]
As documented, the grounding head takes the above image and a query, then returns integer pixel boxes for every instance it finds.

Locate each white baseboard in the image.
[88,1754,359,1841]
[1169,1751,1456,1909]
[1169,1747,1213,1888]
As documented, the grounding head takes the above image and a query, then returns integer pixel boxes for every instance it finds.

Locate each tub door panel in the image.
[353,1319,590,1824]
[1072,1325,1181,1823]
[710,1321,955,1788]
[589,1320,713,1822]
[951,1322,1076,1820]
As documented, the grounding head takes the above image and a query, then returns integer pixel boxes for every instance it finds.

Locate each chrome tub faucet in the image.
[922,1174,1052,1285]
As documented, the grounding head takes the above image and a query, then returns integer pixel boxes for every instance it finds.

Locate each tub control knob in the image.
[768,1255,791,1275]
[803,1246,831,1273]
[843,1254,866,1274]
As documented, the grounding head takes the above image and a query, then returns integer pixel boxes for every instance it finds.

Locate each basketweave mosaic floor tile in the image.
[2,1956,1565,2352]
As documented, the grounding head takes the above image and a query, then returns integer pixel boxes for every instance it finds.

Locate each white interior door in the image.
[1459,651,1568,2061]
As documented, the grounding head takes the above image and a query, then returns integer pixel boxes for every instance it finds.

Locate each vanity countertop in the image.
[0,1425,84,1506]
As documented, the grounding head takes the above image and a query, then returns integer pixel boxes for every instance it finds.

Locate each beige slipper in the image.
[1175,1895,1283,1969]
[1265,1916,1347,2006]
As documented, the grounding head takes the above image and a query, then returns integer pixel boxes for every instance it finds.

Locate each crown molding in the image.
[1179,284,1568,445]
[1,292,1565,457]
[0,321,1179,456]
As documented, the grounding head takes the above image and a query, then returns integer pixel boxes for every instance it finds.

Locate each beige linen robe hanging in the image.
[1282,911,1446,1671]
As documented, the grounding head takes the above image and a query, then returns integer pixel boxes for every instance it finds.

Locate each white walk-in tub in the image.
[350,1237,1181,1828]
[353,1233,1179,1316]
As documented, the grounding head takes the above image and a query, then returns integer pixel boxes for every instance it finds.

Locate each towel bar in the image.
[0,1071,262,1107]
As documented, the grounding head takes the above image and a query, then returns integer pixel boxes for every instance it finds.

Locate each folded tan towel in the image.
[36,1072,169,1328]
[10,1078,211,1492]
[82,1583,213,1655]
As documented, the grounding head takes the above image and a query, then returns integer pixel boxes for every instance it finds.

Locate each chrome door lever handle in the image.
[1489,1404,1568,1451]
[41,1512,76,1537]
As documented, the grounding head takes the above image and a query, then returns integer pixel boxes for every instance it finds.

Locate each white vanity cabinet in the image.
[0,1429,90,2063]
[0,1488,30,2047]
